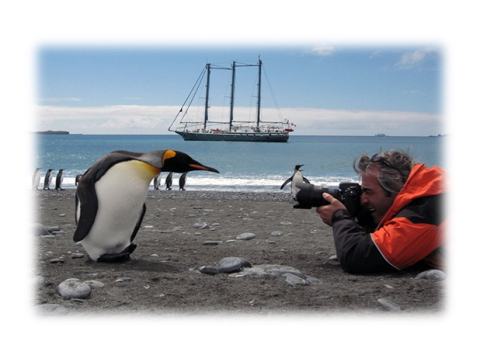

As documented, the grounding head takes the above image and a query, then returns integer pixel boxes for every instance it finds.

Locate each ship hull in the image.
[175,131,289,142]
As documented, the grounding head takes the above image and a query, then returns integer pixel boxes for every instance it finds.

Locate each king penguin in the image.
[280,164,310,200]
[73,149,219,262]
[43,169,53,190]
[153,173,161,190]
[165,172,173,190]
[55,169,64,190]
[179,172,187,190]
[32,168,41,190]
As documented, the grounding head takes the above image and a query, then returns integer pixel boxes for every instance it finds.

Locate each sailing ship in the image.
[168,59,294,142]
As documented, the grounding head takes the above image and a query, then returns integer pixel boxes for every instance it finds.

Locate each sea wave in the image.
[53,173,359,192]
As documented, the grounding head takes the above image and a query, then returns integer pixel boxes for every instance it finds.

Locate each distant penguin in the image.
[280,164,310,200]
[73,149,219,262]
[179,173,187,190]
[165,172,173,190]
[55,169,64,190]
[32,168,41,190]
[43,169,53,190]
[153,173,161,190]
[75,174,83,186]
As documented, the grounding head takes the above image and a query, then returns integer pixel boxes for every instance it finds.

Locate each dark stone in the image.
[218,257,252,273]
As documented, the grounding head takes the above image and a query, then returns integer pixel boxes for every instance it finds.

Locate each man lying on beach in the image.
[317,150,446,274]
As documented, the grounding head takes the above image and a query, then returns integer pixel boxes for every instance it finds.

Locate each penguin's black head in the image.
[111,150,220,175]
[161,150,220,174]
[295,164,304,170]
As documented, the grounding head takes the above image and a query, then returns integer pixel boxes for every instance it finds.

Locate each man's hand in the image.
[316,192,347,226]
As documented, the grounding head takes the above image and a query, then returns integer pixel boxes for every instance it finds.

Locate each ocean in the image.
[34,134,444,192]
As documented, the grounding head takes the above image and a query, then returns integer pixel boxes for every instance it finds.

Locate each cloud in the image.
[36,105,442,136]
[278,107,441,136]
[309,45,335,56]
[395,47,437,70]
[36,105,178,134]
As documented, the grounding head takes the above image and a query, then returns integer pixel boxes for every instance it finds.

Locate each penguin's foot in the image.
[97,243,137,263]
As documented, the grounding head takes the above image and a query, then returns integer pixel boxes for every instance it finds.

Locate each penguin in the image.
[55,169,64,190]
[165,172,173,190]
[280,164,310,200]
[32,168,41,190]
[73,149,219,262]
[179,172,187,190]
[153,173,161,190]
[43,169,53,190]
[75,174,83,186]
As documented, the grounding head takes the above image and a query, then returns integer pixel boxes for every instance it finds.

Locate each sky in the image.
[36,45,442,136]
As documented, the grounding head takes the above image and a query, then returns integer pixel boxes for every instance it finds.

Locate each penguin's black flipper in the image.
[73,175,99,243]
[303,177,311,184]
[280,176,293,190]
[97,243,137,263]
[130,203,146,242]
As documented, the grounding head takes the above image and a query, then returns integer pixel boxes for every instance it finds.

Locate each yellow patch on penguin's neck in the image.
[130,160,161,180]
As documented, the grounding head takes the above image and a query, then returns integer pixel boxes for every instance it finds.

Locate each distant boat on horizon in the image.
[168,58,294,142]
[35,130,70,135]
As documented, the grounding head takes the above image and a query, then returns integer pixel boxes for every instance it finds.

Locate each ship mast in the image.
[256,58,262,128]
[203,63,211,131]
[229,61,236,131]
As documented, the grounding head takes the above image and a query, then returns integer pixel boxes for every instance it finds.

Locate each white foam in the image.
[57,174,358,192]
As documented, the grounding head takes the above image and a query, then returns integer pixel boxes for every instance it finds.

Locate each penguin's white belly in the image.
[291,171,304,199]
[78,161,156,260]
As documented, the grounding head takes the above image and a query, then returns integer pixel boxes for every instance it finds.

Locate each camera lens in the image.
[294,183,335,209]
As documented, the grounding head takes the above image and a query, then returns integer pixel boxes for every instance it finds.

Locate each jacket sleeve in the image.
[331,210,396,274]
[370,194,445,270]
[371,218,442,270]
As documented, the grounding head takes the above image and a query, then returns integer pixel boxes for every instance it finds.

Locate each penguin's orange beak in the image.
[189,163,220,173]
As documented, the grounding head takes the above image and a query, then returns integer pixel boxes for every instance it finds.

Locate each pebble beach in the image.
[34,189,445,316]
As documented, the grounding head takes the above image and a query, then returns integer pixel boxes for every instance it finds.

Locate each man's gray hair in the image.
[353,150,417,195]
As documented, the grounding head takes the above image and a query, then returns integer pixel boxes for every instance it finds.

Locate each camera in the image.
[294,182,362,215]
[294,182,375,230]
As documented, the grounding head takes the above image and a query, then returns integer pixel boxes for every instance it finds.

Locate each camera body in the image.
[294,182,362,216]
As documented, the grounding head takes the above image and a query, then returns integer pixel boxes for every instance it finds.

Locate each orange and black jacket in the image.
[330,164,446,274]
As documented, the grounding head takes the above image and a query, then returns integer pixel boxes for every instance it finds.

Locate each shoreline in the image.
[34,189,445,315]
